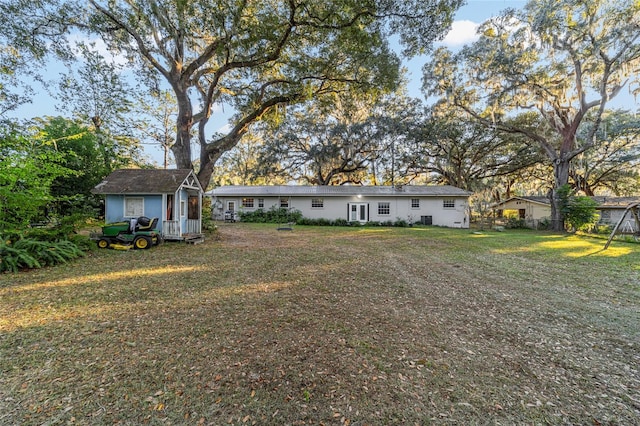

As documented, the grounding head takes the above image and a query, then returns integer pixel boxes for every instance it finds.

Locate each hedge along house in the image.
[92,169,204,241]
[207,185,472,228]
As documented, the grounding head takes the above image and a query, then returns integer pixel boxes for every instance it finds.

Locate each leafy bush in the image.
[536,217,551,231]
[0,237,85,273]
[239,207,303,224]
[505,217,527,229]
[394,218,409,227]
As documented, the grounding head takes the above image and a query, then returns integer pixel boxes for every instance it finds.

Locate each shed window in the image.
[311,198,324,208]
[411,198,420,208]
[378,202,390,215]
[280,197,289,208]
[124,197,144,217]
[258,198,264,208]
[443,199,455,209]
[242,197,254,208]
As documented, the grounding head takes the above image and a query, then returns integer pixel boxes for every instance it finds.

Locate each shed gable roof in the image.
[208,185,471,197]
[92,169,202,194]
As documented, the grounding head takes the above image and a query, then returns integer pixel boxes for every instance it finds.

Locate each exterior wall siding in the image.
[215,195,469,228]
[497,199,551,221]
[104,194,163,231]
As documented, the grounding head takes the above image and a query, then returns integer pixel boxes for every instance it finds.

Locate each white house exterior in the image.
[207,185,472,228]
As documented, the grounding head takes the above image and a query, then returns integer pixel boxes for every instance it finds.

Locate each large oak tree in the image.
[2,0,463,188]
[424,0,640,230]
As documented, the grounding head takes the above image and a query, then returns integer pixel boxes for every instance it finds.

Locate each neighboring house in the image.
[207,185,472,228]
[92,169,204,241]
[492,195,640,231]
[492,196,551,228]
[593,197,640,232]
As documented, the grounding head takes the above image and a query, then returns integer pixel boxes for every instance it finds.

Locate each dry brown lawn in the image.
[1,223,639,425]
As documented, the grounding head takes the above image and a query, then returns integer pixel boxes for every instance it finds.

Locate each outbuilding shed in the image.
[92,169,204,242]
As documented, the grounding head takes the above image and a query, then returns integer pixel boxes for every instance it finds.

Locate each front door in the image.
[349,203,368,223]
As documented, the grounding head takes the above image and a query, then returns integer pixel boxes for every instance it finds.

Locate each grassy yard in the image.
[1,223,639,425]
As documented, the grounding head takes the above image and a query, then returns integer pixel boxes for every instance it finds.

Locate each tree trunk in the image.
[550,158,571,232]
[171,90,194,170]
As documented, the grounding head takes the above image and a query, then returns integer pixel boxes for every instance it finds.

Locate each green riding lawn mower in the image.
[91,217,162,250]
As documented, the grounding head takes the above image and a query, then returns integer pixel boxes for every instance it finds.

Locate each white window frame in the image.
[258,198,264,208]
[411,198,420,209]
[443,199,455,209]
[242,197,254,208]
[378,202,390,215]
[124,197,144,217]
[311,198,324,208]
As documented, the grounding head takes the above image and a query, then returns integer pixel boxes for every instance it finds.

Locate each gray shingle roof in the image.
[92,169,198,194]
[208,185,471,197]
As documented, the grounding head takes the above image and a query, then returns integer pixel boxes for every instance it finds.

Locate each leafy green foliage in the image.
[0,126,73,231]
[0,236,84,273]
[239,207,303,224]
[557,184,599,232]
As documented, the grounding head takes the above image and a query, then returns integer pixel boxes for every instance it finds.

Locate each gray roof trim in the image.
[207,185,472,197]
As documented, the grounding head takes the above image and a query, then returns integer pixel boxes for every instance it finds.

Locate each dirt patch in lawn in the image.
[1,224,639,425]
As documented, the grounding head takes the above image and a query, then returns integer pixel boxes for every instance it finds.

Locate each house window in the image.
[124,197,144,217]
[311,198,324,208]
[599,210,610,223]
[280,197,289,208]
[378,202,390,215]
[443,199,455,209]
[242,197,254,208]
[258,198,264,208]
[411,198,420,209]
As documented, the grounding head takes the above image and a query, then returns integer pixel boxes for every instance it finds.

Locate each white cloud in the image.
[439,20,480,47]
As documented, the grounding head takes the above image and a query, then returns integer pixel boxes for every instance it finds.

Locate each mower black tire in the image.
[134,236,152,249]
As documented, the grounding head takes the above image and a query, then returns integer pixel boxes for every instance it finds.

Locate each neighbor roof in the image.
[492,195,640,209]
[92,169,200,194]
[492,196,551,208]
[593,196,640,208]
[208,185,471,197]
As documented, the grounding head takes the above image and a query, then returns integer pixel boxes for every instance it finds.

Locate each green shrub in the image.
[394,218,409,227]
[505,217,527,229]
[239,207,302,224]
[0,236,85,273]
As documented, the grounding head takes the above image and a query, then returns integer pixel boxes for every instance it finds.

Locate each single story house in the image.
[492,196,551,224]
[593,197,640,232]
[92,169,204,241]
[492,195,640,231]
[207,185,472,228]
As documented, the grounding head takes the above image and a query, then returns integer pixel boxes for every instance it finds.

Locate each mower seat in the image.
[135,216,158,231]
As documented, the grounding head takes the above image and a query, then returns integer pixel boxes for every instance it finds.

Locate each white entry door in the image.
[349,203,368,223]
